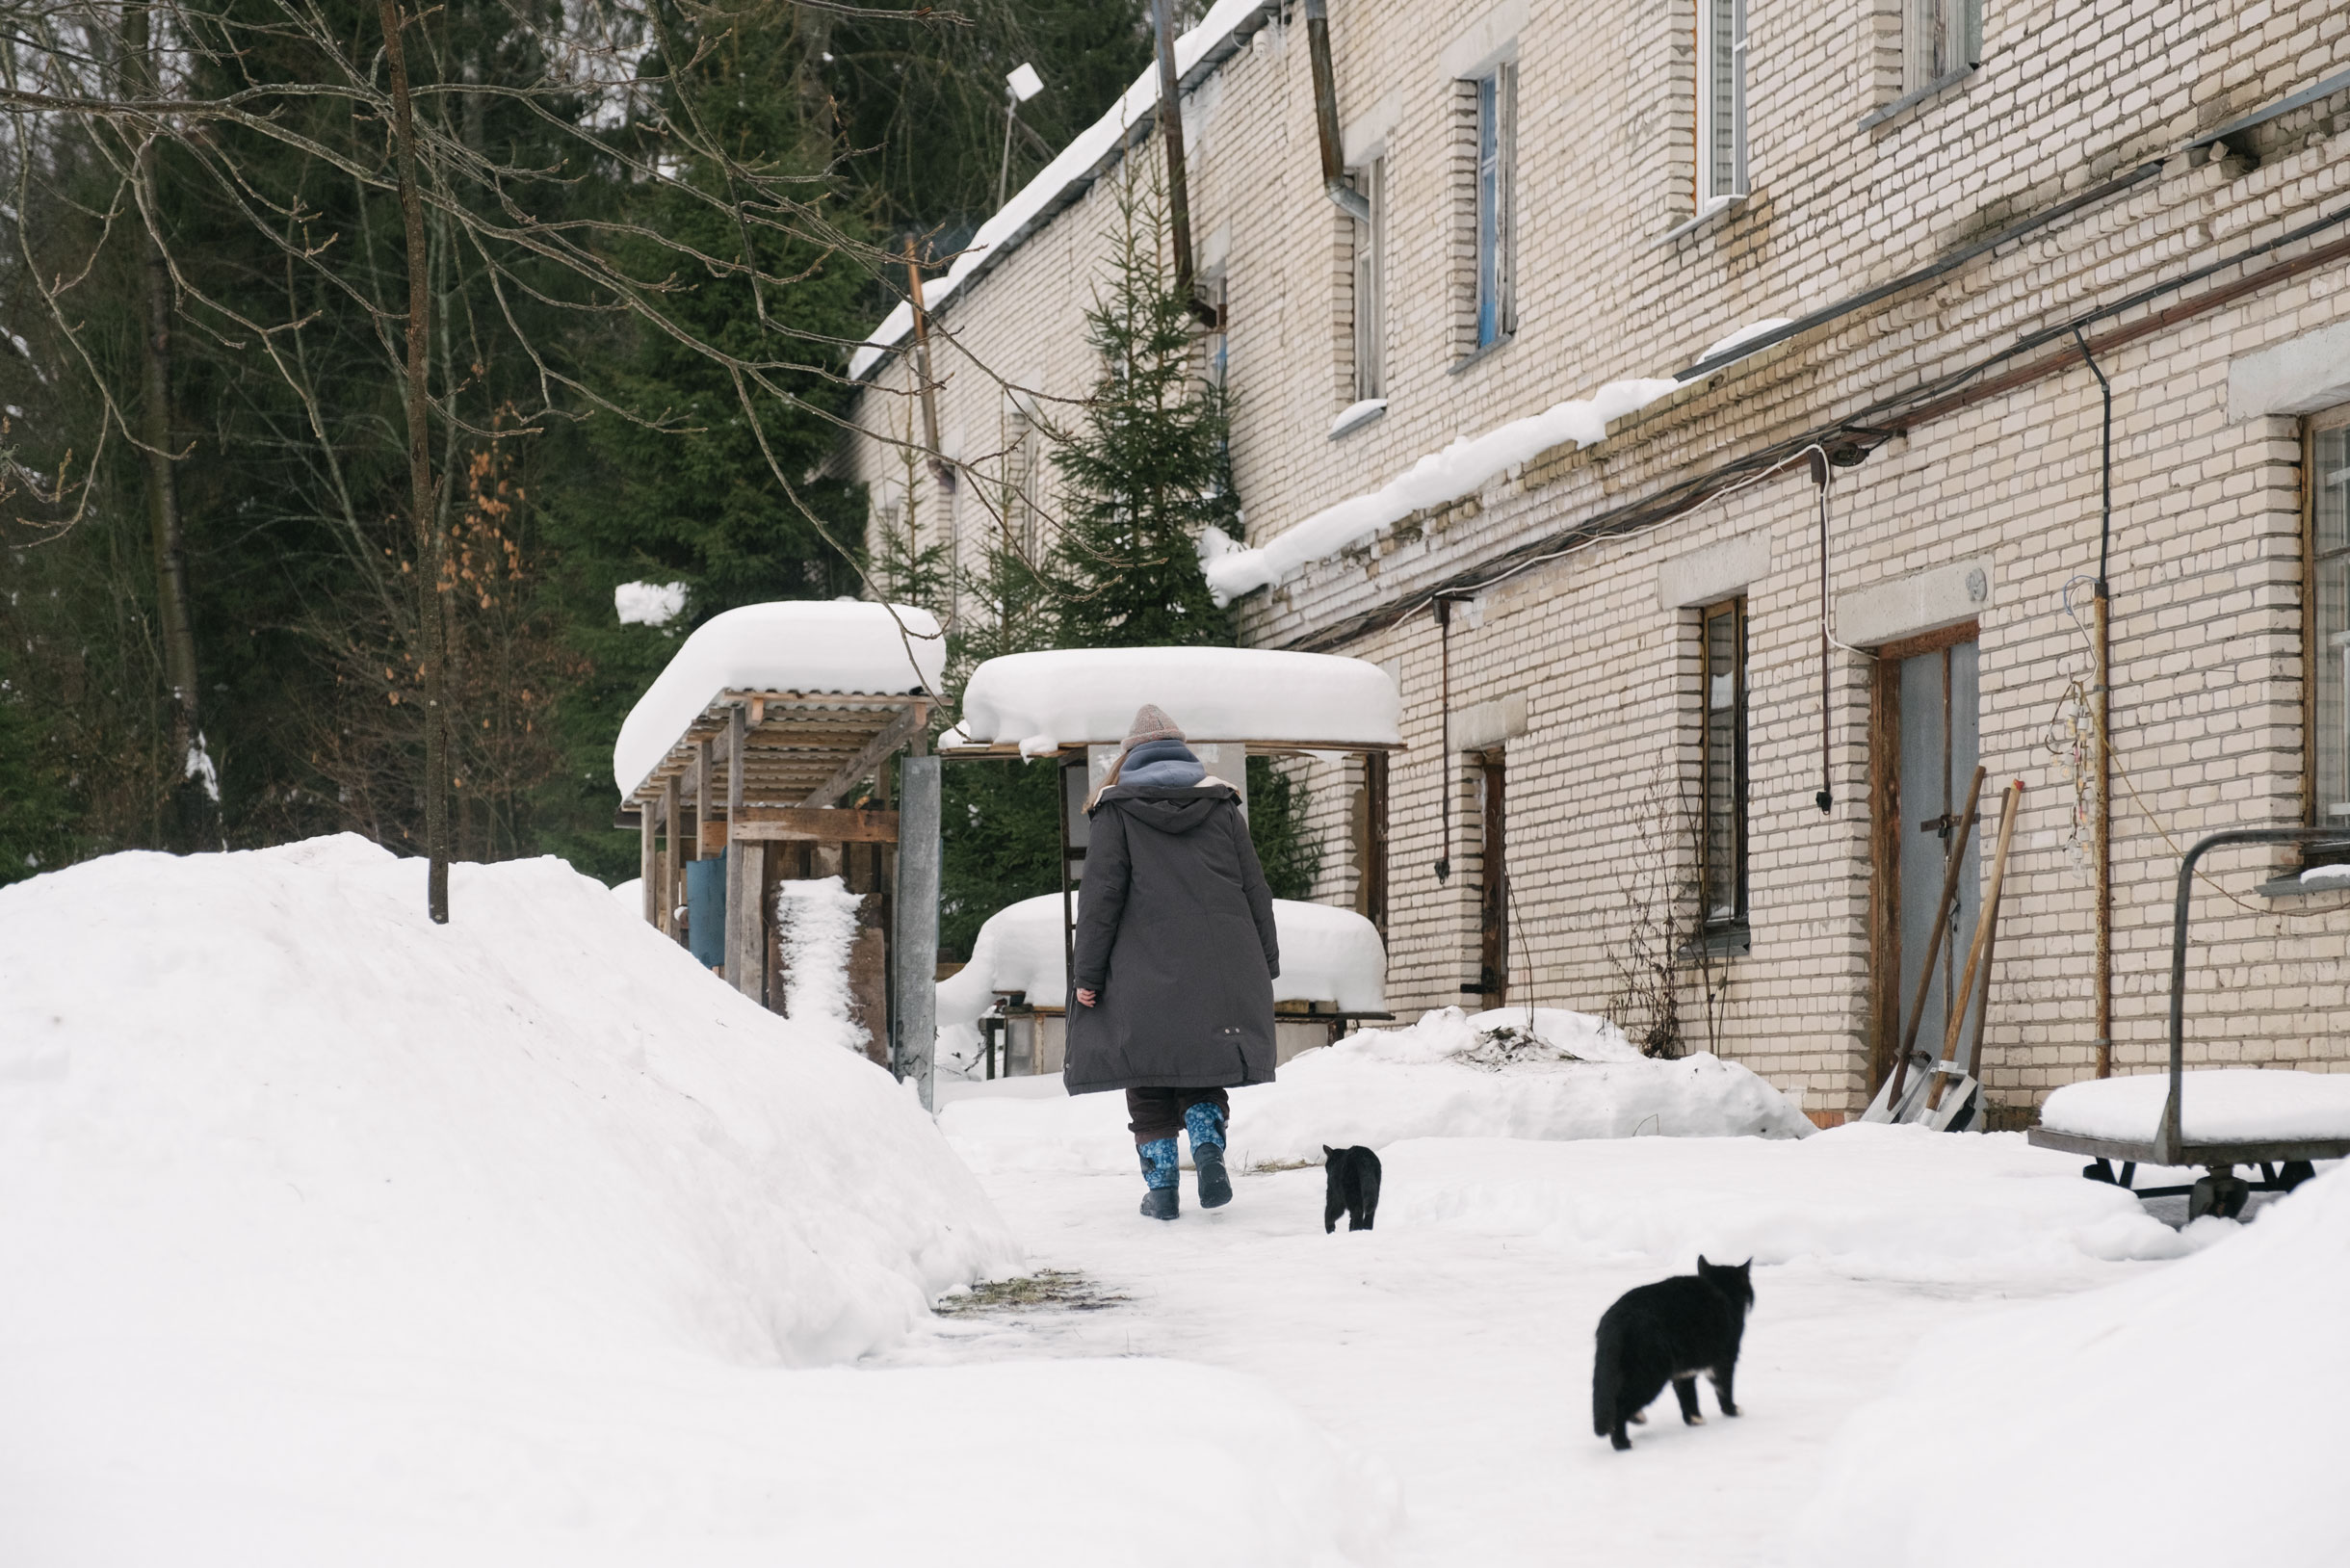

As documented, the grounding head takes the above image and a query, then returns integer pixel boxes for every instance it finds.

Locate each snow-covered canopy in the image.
[848,0,1276,381]
[2039,1068,2350,1144]
[936,893,1386,1024]
[956,647,1400,756]
[614,600,945,798]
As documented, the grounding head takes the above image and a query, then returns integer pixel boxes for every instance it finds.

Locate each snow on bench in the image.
[2039,1068,2350,1145]
[935,892,1386,1026]
[955,646,1400,757]
[613,599,944,797]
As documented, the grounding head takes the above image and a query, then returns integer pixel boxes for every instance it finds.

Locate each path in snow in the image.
[889,1131,2213,1567]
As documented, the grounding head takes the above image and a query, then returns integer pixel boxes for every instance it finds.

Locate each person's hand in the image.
[1076,988,1097,1007]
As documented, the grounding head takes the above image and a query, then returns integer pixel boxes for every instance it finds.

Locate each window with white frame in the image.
[2311,405,2350,830]
[1698,0,1748,203]
[1698,596,1748,927]
[1474,65,1515,349]
[1350,157,1386,399]
[1903,0,1981,96]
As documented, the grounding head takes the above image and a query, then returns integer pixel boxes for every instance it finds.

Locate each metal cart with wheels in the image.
[2027,827,2350,1222]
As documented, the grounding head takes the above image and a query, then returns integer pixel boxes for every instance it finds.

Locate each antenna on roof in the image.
[999,64,1045,210]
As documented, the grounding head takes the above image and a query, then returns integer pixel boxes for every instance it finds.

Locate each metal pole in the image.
[895,754,942,1111]
[2075,327,2115,1080]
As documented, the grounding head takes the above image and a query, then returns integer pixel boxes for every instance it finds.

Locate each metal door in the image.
[1892,639,1980,1075]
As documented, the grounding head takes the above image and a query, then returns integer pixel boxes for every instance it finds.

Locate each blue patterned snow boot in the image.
[1186,1102,1233,1209]
[1138,1137,1180,1220]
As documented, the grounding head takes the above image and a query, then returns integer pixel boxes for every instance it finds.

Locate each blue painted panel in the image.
[686,851,727,969]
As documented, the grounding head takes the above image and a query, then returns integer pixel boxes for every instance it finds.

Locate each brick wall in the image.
[842,0,2350,1114]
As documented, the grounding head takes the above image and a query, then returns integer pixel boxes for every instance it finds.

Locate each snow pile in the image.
[613,599,945,797]
[775,875,869,1053]
[0,840,1402,1563]
[1798,1162,2350,1566]
[2302,860,2350,887]
[938,1006,1809,1174]
[1371,1125,2205,1283]
[614,579,687,627]
[849,0,1276,381]
[2039,1068,2350,1143]
[1197,378,1682,603]
[936,893,1386,1028]
[957,645,1401,753]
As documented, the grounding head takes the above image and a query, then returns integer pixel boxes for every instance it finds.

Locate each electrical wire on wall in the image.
[1433,594,1453,882]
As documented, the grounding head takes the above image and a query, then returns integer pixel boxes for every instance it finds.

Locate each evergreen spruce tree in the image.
[1048,170,1236,650]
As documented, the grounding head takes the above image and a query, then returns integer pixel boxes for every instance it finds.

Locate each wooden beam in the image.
[659,773,681,939]
[640,800,656,926]
[717,808,899,849]
[693,738,712,862]
[801,704,929,809]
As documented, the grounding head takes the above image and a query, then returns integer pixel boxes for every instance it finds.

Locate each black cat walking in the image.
[1322,1145,1380,1232]
[1591,1256,1754,1450]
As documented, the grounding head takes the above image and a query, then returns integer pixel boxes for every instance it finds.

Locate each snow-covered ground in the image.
[8,842,2343,1565]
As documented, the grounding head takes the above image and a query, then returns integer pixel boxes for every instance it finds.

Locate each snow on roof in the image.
[956,646,1400,754]
[614,600,945,798]
[2038,1068,2350,1144]
[847,0,1278,382]
[1197,377,1684,604]
[935,893,1385,1025]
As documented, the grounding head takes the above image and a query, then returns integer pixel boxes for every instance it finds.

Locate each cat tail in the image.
[1592,1325,1621,1438]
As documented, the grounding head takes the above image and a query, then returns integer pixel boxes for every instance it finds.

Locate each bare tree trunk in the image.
[379,0,450,921]
[122,3,217,849]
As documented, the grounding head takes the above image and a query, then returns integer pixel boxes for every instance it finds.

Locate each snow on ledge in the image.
[957,646,1401,754]
[1328,398,1387,439]
[2039,1068,2350,1144]
[2301,862,2350,887]
[614,600,944,798]
[1197,377,1682,604]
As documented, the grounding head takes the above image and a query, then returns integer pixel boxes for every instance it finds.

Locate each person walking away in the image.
[1068,705,1280,1219]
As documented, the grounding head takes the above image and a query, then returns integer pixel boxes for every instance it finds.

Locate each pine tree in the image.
[1048,169,1236,650]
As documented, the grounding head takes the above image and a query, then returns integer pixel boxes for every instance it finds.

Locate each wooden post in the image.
[723,703,747,982]
[693,738,712,862]
[895,754,942,1110]
[640,801,656,927]
[727,842,766,1003]
[660,773,681,939]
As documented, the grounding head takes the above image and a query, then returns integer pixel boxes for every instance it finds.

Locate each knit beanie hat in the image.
[1122,704,1185,746]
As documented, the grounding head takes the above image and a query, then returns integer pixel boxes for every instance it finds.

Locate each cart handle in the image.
[2161,827,2350,1163]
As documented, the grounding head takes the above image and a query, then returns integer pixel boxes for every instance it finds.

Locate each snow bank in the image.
[2039,1068,2350,1143]
[936,893,1386,1027]
[0,840,1398,1563]
[1798,1163,2350,1566]
[613,599,945,797]
[938,1006,1808,1174]
[849,0,1275,381]
[614,578,686,627]
[2302,861,2350,887]
[957,645,1401,753]
[1197,379,1682,603]
[1372,1125,2203,1283]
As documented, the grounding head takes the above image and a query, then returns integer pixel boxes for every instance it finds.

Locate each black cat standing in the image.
[1591,1257,1754,1450]
[1323,1145,1380,1232]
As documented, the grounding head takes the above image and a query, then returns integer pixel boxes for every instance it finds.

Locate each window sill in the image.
[1657,194,1745,248]
[1860,65,1978,133]
[1681,923,1751,960]
[1328,398,1387,440]
[1449,334,1514,376]
[2258,870,2350,900]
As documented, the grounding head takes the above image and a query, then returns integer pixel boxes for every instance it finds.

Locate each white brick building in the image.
[841,0,2350,1122]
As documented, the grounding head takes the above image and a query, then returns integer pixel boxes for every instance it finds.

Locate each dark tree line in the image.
[0,0,1157,890]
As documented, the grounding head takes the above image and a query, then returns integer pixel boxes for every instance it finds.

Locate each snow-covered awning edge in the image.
[846,0,1279,383]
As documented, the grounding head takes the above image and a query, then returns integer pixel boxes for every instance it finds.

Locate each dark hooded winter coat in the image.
[1065,782,1281,1093]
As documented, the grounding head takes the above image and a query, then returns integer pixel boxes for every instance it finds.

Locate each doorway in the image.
[1869,624,1980,1090]
[1475,751,1506,1007]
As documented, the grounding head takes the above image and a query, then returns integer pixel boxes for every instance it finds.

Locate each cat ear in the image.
[1323,1145,1335,1157]
[1696,1254,1710,1270]
[1740,1258,1753,1271]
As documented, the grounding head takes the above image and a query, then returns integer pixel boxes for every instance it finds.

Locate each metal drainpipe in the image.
[1148,0,1198,292]
[2074,327,2114,1079]
[1305,0,1372,223]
